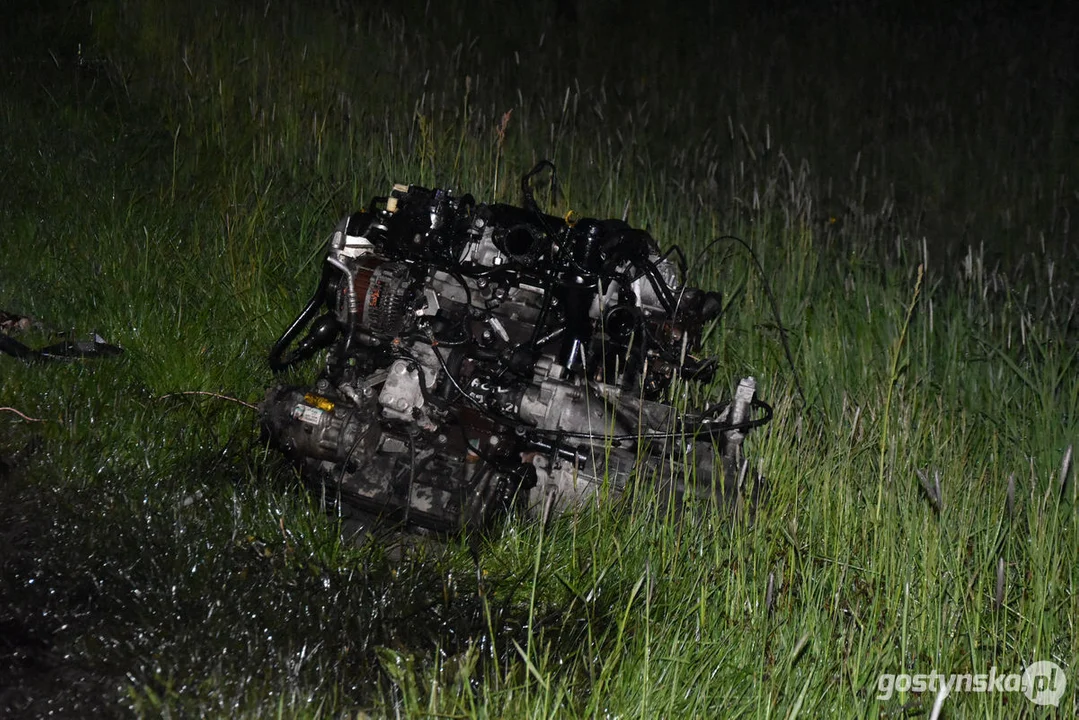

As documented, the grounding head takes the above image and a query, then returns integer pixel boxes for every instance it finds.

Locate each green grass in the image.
[1,0,1076,716]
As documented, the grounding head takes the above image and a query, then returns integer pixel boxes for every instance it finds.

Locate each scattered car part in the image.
[261,163,771,533]
[0,314,122,362]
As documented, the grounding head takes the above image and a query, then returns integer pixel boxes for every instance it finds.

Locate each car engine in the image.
[261,163,771,533]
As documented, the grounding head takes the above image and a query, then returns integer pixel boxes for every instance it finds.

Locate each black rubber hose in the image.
[268,262,334,372]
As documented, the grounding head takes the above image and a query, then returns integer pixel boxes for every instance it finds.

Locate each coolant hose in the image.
[268,262,334,372]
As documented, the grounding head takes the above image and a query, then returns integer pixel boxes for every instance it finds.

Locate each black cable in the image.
[336,421,368,493]
[527,279,557,347]
[448,270,474,308]
[519,161,564,250]
[693,234,808,409]
[520,160,558,215]
[458,422,500,467]
[424,328,498,418]
[426,270,475,347]
[392,346,441,409]
[658,243,689,285]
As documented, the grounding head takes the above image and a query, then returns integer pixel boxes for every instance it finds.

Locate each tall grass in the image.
[1,0,1075,716]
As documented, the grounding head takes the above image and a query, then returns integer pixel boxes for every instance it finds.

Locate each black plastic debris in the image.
[0,311,122,362]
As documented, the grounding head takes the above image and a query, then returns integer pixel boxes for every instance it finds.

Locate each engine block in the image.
[261,165,771,532]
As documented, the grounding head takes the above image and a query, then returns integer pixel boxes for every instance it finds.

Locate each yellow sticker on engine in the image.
[303,393,335,412]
